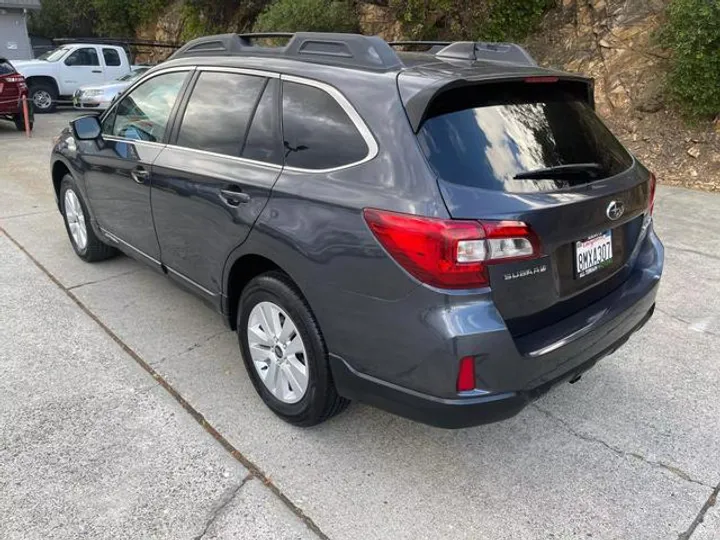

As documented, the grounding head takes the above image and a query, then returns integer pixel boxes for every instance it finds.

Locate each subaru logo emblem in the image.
[606,200,625,221]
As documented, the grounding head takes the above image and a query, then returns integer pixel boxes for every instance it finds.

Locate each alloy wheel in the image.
[247,301,309,404]
[64,189,88,250]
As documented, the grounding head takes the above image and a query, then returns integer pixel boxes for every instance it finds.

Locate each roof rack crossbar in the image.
[169,32,403,72]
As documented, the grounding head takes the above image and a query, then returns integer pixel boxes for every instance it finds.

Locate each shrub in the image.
[254,0,359,33]
[389,0,552,42]
[661,0,720,118]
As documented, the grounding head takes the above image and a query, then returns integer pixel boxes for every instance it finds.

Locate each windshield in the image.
[37,47,71,62]
[116,67,149,82]
[417,83,633,193]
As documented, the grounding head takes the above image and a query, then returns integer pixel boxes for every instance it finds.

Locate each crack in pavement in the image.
[1,226,331,540]
[0,209,56,220]
[152,330,230,368]
[677,482,720,540]
[194,474,253,540]
[533,405,714,489]
[655,307,720,339]
[662,244,720,263]
[66,268,143,291]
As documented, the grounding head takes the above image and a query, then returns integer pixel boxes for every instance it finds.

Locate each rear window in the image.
[417,83,633,192]
[0,59,15,76]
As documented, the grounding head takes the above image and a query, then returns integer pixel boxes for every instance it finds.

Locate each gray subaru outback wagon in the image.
[50,33,663,428]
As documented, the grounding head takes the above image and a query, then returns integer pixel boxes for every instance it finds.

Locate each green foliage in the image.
[389,0,552,42]
[254,0,359,33]
[660,0,720,118]
[29,0,165,38]
[181,0,272,40]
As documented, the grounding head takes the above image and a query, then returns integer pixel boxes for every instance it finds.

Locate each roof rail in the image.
[435,41,537,66]
[169,32,404,72]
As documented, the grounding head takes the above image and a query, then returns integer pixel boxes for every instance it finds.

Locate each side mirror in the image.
[71,115,102,140]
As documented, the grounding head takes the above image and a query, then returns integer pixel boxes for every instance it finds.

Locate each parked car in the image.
[0,57,33,131]
[13,44,132,113]
[73,66,150,111]
[50,33,663,428]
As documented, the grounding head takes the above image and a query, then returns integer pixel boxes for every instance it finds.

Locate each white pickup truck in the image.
[12,44,131,113]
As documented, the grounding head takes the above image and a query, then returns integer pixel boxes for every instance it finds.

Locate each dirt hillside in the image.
[525,0,719,191]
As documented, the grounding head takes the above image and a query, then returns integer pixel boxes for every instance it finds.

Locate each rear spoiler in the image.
[401,73,595,132]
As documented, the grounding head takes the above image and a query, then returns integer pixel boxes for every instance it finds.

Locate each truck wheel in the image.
[13,113,33,132]
[29,83,57,113]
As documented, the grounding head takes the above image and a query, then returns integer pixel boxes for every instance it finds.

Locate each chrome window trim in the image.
[166,266,218,297]
[100,66,379,173]
[102,135,167,149]
[280,74,379,174]
[100,227,160,265]
[160,144,282,172]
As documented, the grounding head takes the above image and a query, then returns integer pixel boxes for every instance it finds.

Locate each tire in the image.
[59,175,116,262]
[29,83,57,114]
[237,271,350,426]
[12,112,33,132]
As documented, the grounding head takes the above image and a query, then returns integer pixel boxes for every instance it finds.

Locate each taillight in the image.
[456,356,476,392]
[363,208,541,289]
[648,173,657,215]
[2,76,25,83]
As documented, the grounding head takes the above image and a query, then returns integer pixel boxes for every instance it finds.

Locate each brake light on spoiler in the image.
[363,208,542,289]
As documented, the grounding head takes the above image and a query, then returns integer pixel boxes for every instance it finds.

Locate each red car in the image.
[0,57,33,131]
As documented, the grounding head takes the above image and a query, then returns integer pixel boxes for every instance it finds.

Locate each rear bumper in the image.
[329,225,663,428]
[332,303,654,428]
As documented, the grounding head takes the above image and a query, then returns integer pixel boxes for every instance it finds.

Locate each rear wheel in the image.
[29,83,57,113]
[237,272,349,426]
[60,175,116,262]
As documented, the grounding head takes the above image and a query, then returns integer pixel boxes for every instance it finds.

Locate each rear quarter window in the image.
[281,81,369,170]
[417,83,633,192]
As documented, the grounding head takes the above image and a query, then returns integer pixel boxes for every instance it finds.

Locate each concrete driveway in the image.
[1,112,719,540]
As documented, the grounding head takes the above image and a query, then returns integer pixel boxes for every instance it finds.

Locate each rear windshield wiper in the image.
[513,163,604,180]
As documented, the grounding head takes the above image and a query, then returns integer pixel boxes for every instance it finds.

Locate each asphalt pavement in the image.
[1,111,719,539]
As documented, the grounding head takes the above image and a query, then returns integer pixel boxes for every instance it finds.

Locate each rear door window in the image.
[176,71,266,157]
[281,81,369,170]
[417,83,633,192]
[102,48,121,67]
[242,78,282,164]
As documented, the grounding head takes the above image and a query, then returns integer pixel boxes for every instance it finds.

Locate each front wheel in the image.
[29,83,57,114]
[237,272,349,426]
[60,175,116,262]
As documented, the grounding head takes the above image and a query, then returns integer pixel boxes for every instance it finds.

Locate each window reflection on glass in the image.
[106,71,187,142]
[418,84,632,193]
[282,82,368,170]
[176,72,266,157]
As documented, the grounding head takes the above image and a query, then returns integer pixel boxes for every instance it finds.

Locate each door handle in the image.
[131,167,150,184]
[92,70,102,73]
[219,188,251,206]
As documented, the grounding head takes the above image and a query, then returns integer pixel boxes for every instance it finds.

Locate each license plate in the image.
[575,231,613,278]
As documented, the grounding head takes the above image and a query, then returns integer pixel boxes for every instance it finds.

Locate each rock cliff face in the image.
[525,0,719,190]
[137,0,718,190]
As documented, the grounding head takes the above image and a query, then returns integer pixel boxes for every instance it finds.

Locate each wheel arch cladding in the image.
[52,161,71,206]
[227,254,299,331]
